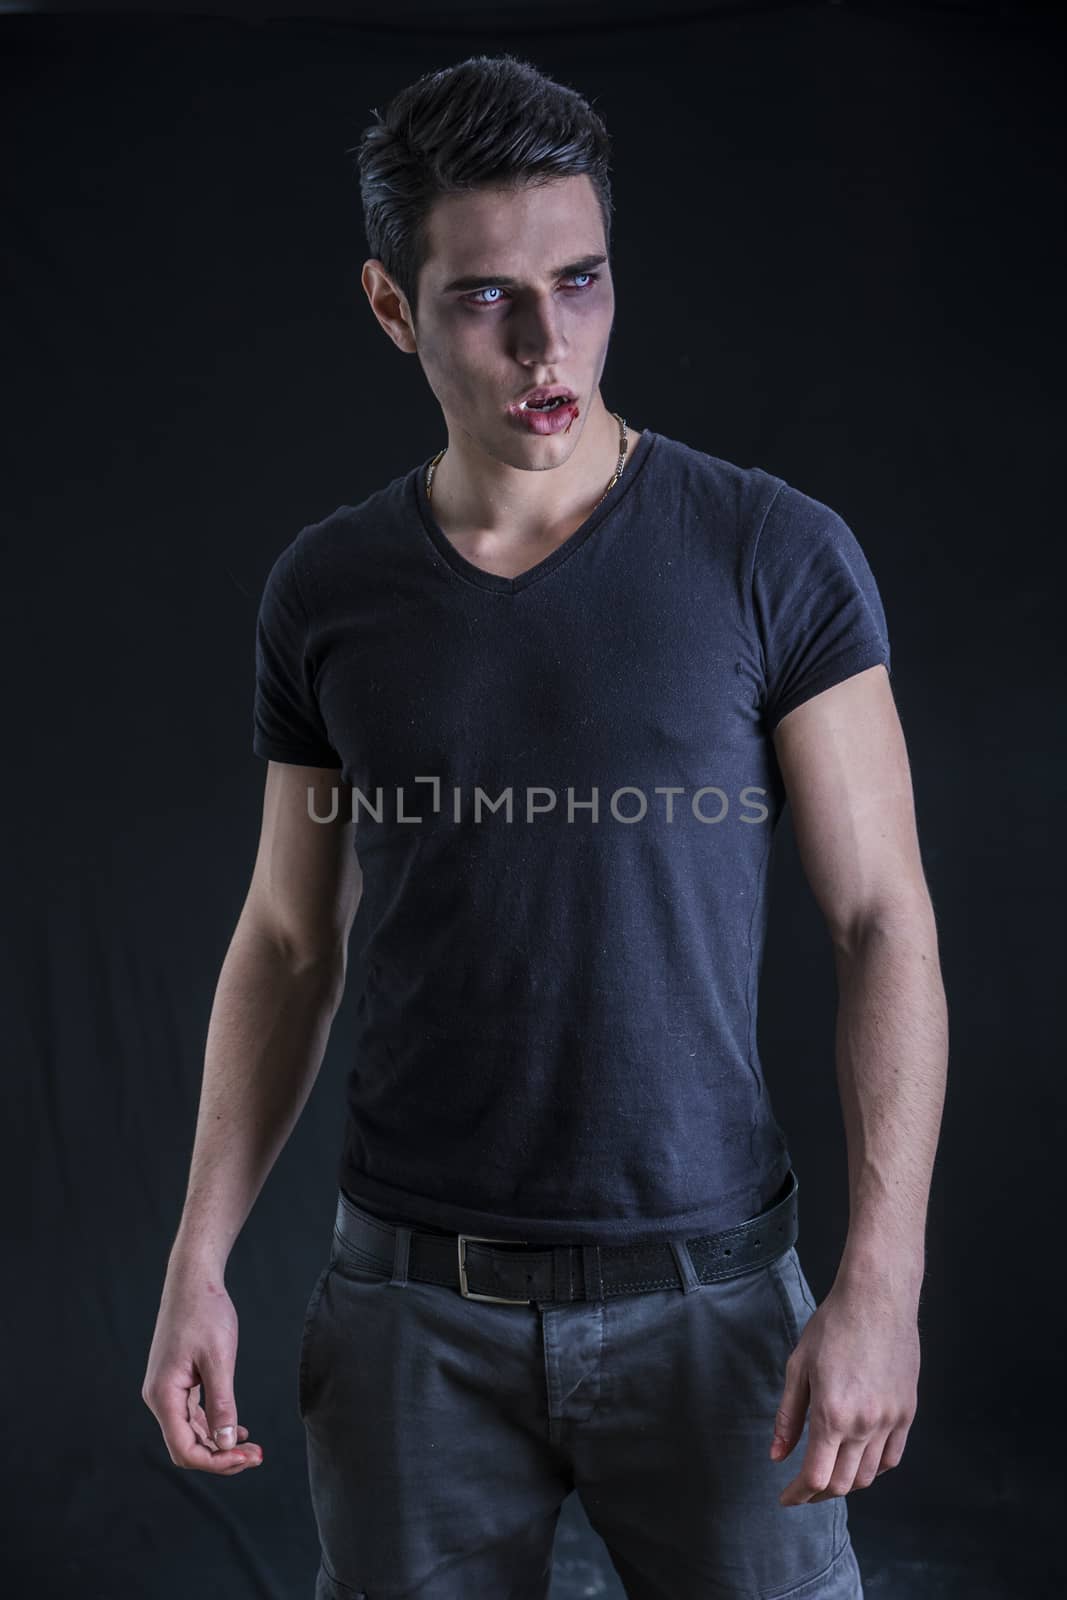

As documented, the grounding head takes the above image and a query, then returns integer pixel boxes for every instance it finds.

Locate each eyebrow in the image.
[440,253,608,294]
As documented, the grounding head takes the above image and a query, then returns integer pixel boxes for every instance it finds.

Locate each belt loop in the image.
[669,1237,703,1294]
[552,1245,565,1303]
[582,1244,604,1301]
[390,1224,412,1286]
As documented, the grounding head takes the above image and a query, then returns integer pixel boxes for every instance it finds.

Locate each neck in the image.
[429,398,623,539]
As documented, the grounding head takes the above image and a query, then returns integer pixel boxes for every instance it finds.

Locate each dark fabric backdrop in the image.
[2,3,1063,1595]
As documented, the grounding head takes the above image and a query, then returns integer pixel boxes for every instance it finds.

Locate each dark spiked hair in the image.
[351,54,614,327]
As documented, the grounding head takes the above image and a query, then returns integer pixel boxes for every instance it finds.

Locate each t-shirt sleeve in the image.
[751,481,892,733]
[252,540,343,767]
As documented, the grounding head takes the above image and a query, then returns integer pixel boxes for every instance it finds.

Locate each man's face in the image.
[403,175,615,466]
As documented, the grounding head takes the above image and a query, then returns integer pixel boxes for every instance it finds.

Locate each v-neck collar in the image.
[412,427,657,595]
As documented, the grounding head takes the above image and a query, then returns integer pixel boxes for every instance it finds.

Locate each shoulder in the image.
[750,475,880,583]
[281,465,417,598]
[297,469,409,555]
[645,429,783,527]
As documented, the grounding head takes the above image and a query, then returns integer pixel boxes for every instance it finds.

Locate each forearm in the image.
[168,918,346,1279]
[830,896,948,1306]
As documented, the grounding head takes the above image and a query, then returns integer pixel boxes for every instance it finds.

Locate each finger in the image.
[199,1357,241,1454]
[850,1431,893,1491]
[779,1428,843,1506]
[191,1414,250,1452]
[188,1392,249,1452]
[204,1431,251,1459]
[188,1388,211,1448]
[874,1422,910,1475]
[182,1417,262,1473]
[770,1356,810,1461]
[801,1434,870,1502]
[153,1378,260,1472]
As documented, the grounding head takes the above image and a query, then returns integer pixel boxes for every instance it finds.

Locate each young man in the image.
[143,53,947,1600]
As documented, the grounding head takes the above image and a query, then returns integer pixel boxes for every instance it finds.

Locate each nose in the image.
[511,294,568,369]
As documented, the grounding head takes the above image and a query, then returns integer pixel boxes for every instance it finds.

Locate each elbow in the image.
[239,910,349,1002]
[828,889,940,962]
[280,934,349,1002]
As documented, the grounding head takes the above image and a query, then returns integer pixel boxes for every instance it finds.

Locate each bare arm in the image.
[142,762,360,1474]
[767,662,948,1504]
[169,761,361,1277]
[772,662,948,1305]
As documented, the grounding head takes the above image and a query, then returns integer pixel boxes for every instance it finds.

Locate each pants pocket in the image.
[793,1250,819,1316]
[297,1260,336,1421]
[767,1246,816,1351]
[298,1231,401,1421]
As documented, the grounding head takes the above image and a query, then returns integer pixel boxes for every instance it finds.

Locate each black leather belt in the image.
[332,1168,799,1305]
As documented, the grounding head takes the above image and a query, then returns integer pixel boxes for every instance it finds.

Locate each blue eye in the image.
[466,271,600,307]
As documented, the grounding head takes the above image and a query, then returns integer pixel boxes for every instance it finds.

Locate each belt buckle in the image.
[457,1234,531,1304]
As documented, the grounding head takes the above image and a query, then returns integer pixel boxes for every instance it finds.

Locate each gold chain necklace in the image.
[425,410,628,511]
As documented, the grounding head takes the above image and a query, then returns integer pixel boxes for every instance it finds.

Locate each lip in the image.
[507,399,580,436]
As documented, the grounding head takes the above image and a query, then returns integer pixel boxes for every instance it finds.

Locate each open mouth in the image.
[522,395,572,412]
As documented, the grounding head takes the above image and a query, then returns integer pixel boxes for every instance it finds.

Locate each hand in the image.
[769,1276,919,1505]
[142,1261,264,1475]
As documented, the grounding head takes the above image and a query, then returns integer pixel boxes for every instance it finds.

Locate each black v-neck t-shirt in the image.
[252,426,892,1245]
